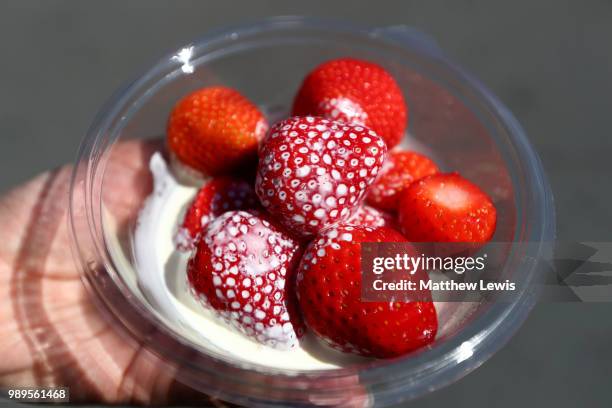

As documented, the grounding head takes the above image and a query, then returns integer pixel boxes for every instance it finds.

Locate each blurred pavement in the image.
[1,1,611,406]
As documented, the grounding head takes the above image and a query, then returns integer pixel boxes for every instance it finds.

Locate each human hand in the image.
[0,141,230,405]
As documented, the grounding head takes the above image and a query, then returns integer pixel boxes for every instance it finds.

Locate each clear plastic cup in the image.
[69,16,555,406]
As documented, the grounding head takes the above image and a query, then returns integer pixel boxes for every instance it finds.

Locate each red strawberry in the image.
[292,58,407,148]
[367,150,439,211]
[167,86,268,176]
[296,225,437,358]
[174,177,259,251]
[348,205,396,229]
[255,116,387,238]
[187,211,304,349]
[398,173,497,243]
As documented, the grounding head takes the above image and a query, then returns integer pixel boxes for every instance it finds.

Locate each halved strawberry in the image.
[187,211,304,349]
[167,86,268,176]
[367,150,439,211]
[398,173,497,243]
[296,225,437,358]
[174,177,259,251]
[255,116,387,238]
[292,58,407,148]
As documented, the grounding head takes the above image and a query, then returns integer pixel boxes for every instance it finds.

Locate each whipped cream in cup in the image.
[129,152,368,370]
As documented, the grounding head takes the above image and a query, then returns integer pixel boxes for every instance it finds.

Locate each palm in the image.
[0,141,220,405]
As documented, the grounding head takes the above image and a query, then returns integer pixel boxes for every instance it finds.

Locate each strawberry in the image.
[348,205,396,229]
[296,225,437,358]
[174,177,259,251]
[255,116,387,238]
[367,150,439,211]
[292,58,407,148]
[187,211,304,349]
[167,86,268,176]
[398,173,497,243]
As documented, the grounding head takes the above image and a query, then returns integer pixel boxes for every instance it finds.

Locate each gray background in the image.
[1,0,611,406]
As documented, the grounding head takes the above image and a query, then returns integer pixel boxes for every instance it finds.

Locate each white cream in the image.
[131,153,367,370]
[106,135,471,372]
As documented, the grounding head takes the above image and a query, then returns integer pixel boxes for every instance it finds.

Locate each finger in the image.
[102,139,164,228]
